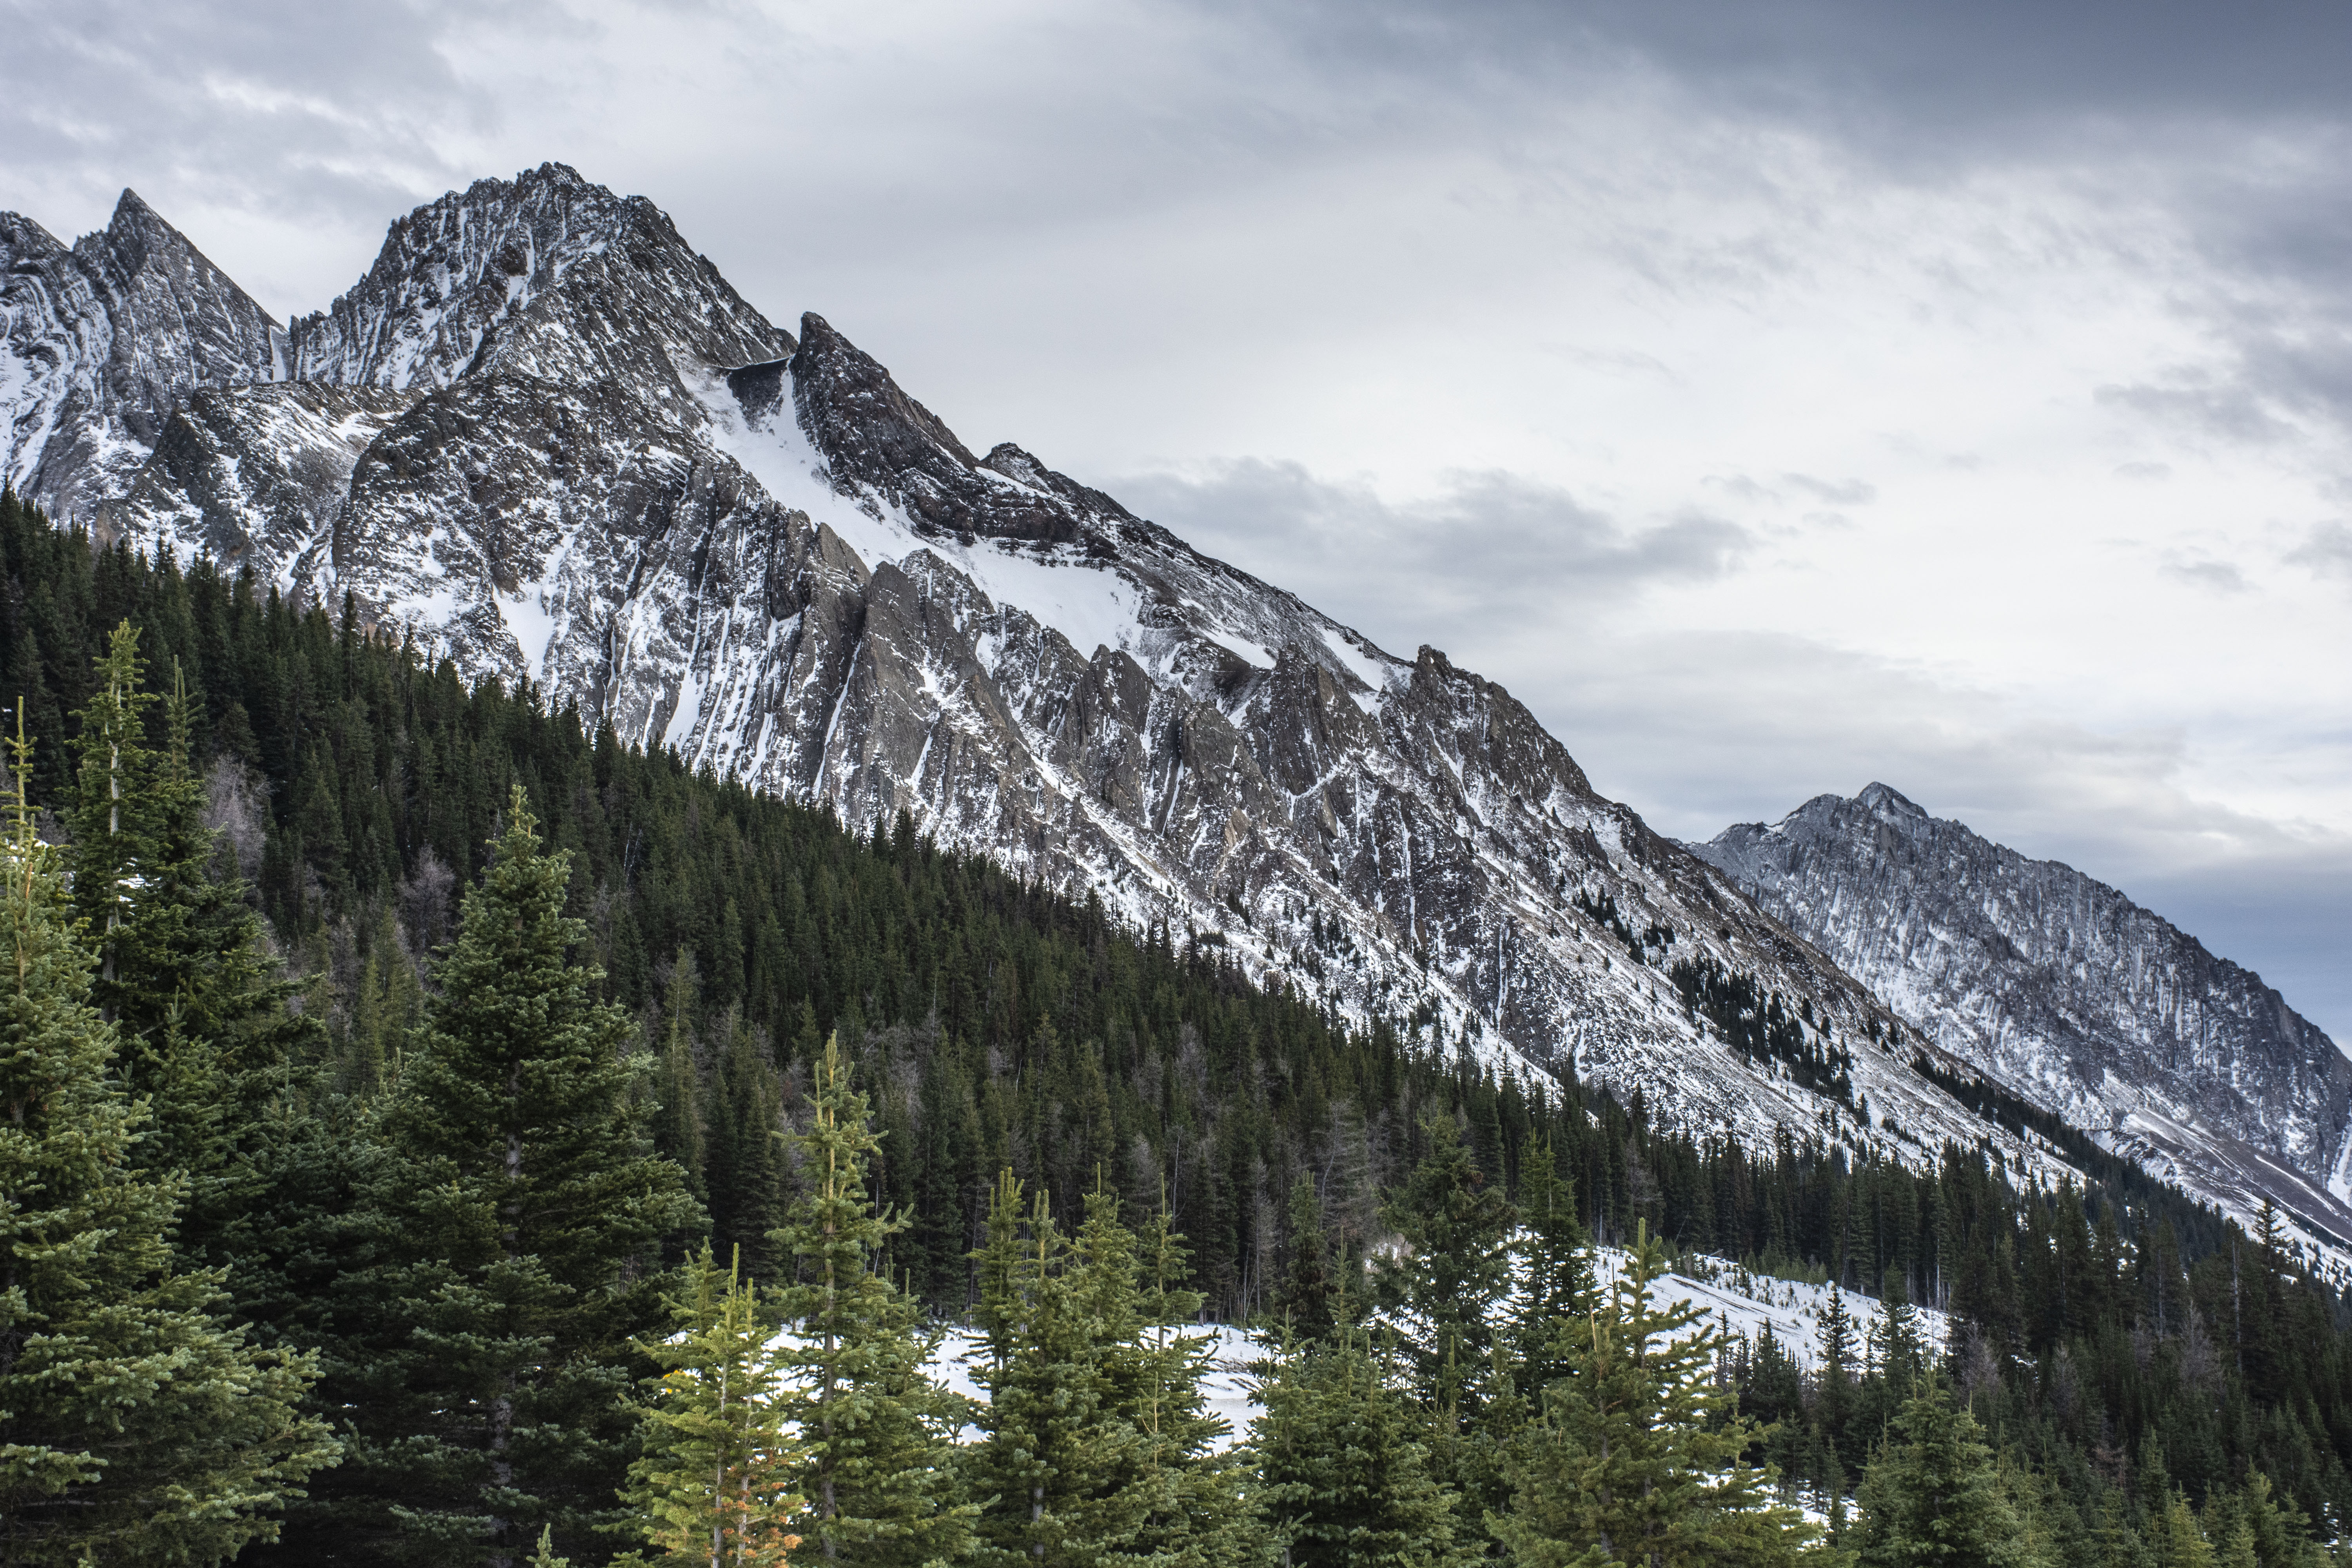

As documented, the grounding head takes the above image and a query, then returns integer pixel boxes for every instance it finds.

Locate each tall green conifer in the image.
[0,719,334,1564]
[1493,1223,1812,1568]
[1852,1370,2031,1568]
[1250,1321,1465,1568]
[1376,1114,1515,1458]
[615,1243,803,1568]
[313,786,699,1566]
[771,1035,971,1568]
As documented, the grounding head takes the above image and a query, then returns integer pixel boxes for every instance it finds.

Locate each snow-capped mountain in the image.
[1695,784,2352,1259]
[0,163,2251,1212]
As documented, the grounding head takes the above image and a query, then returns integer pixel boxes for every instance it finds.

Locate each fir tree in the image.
[1272,1173,1338,1343]
[1852,1369,2031,1568]
[966,1173,1145,1568]
[0,720,335,1565]
[88,650,327,1283]
[1375,1113,1516,1465]
[1097,1191,1250,1568]
[614,1242,803,1568]
[1250,1319,1466,1568]
[310,786,701,1565]
[65,619,158,1002]
[1508,1132,1591,1391]
[770,1034,971,1568]
[1492,1222,1813,1568]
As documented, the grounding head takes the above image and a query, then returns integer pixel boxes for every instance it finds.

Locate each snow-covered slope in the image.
[0,166,2207,1200]
[1695,785,2352,1264]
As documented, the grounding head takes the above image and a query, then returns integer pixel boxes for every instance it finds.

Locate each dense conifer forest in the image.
[4,486,2351,1566]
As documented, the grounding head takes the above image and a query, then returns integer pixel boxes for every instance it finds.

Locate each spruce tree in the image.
[1094,1192,1249,1568]
[0,722,336,1565]
[770,1034,971,1568]
[1250,1319,1466,1568]
[1272,1173,1338,1343]
[1375,1113,1515,1470]
[614,1243,803,1568]
[65,620,158,1003]
[310,786,700,1565]
[969,1174,1131,1567]
[1852,1370,2031,1568]
[1508,1133,1590,1391]
[1492,1223,1812,1568]
[83,651,327,1284]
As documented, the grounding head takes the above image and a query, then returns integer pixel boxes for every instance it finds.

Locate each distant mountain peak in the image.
[1697,790,2352,1255]
[1855,780,1927,819]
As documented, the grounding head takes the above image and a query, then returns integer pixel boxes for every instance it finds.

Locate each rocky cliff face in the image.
[4,165,2234,1210]
[2,191,283,522]
[1696,785,2352,1250]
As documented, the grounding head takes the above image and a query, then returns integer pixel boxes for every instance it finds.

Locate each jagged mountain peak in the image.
[788,310,1115,549]
[289,162,792,399]
[1854,780,1928,819]
[2,187,281,520]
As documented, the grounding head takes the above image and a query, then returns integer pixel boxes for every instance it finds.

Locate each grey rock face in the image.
[110,382,415,579]
[1696,784,2352,1243]
[1,191,283,521]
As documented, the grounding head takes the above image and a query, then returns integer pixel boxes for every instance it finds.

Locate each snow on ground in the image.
[1592,1249,1951,1373]
[766,1255,1941,1453]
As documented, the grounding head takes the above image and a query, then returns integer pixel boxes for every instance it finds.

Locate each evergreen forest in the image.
[4,486,2351,1567]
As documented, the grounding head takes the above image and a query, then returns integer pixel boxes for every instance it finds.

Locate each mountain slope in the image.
[1695,784,2352,1254]
[0,166,2174,1198]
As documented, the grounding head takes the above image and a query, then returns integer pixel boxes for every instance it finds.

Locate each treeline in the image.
[2,487,2350,1564]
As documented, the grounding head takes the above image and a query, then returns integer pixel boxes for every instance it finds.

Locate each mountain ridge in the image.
[7,164,2334,1267]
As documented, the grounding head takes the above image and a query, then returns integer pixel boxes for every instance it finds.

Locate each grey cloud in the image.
[0,1,494,207]
[1782,473,1874,506]
[2094,374,2293,446]
[1116,459,1751,653]
[2288,522,2352,581]
[2115,461,2173,481]
[1205,0,2352,156]
[2162,558,2250,595]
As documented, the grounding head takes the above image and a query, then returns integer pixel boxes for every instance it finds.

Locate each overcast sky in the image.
[4,0,2348,1041]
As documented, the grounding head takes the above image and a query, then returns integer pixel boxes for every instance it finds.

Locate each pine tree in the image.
[1492,1222,1813,1568]
[0,719,336,1565]
[1375,1113,1515,1468]
[1877,1270,1924,1391]
[2148,1489,2215,1568]
[1099,1192,1250,1568]
[1273,1172,1338,1343]
[613,1243,804,1568]
[966,1173,1145,1568]
[309,785,701,1565]
[65,619,158,1004]
[1852,1369,2032,1568]
[710,1011,787,1280]
[1508,1133,1591,1391]
[1250,1320,1466,1568]
[1818,1281,1857,1463]
[770,1034,971,1568]
[92,654,327,1283]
